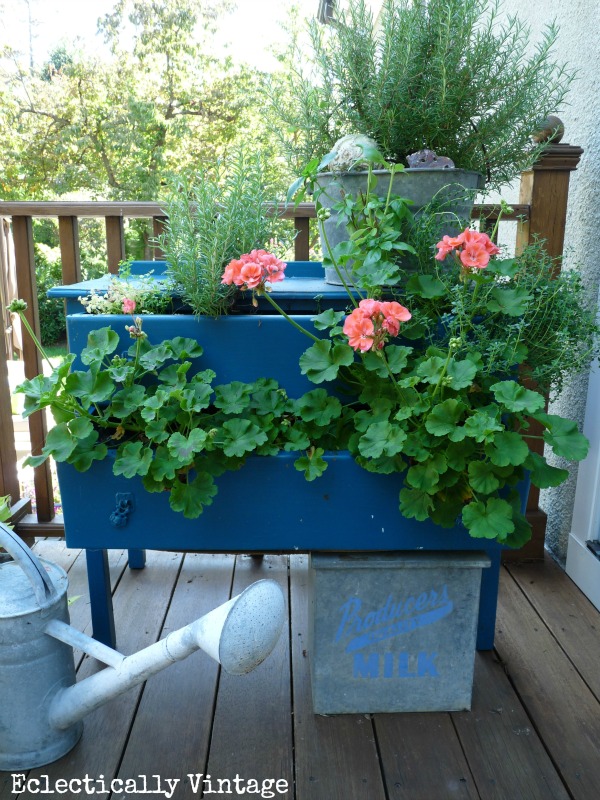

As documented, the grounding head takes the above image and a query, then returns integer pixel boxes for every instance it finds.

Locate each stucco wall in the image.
[495,0,600,562]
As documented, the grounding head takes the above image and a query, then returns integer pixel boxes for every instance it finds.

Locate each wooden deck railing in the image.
[0,142,583,557]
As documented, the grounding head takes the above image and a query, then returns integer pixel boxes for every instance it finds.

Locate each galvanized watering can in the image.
[0,523,285,770]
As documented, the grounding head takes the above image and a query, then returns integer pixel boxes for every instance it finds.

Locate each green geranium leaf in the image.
[503,513,532,548]
[111,386,147,418]
[299,340,354,383]
[65,368,115,404]
[250,387,288,416]
[107,362,134,383]
[158,361,191,388]
[41,423,79,462]
[114,441,153,478]
[353,399,393,432]
[282,427,311,452]
[491,380,545,413]
[402,432,433,461]
[487,258,519,278]
[70,436,107,472]
[139,344,173,371]
[168,429,207,463]
[145,418,169,443]
[80,327,120,365]
[180,383,213,413]
[406,274,446,299]
[486,431,529,467]
[447,358,477,390]
[425,399,465,436]
[140,390,170,422]
[167,337,204,360]
[312,309,345,330]
[486,286,532,317]
[150,445,179,481]
[169,472,217,519]
[294,447,328,481]
[462,411,503,442]
[68,417,94,440]
[445,439,476,471]
[222,419,268,457]
[399,487,434,521]
[362,349,389,377]
[462,498,514,541]
[385,345,413,374]
[535,414,589,460]
[525,451,569,488]
[16,373,55,406]
[355,261,402,287]
[468,461,500,494]
[297,389,342,426]
[358,421,406,458]
[355,453,407,474]
[416,356,446,384]
[406,453,447,493]
[214,381,252,414]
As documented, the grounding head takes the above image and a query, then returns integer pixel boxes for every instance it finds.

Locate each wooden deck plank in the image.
[112,553,235,800]
[205,555,293,795]
[506,555,600,701]
[2,539,600,800]
[495,568,600,800]
[375,713,478,799]
[290,555,388,800]
[452,652,570,800]
[6,550,184,800]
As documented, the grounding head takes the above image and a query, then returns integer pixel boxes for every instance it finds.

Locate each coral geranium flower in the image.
[343,309,375,351]
[459,242,490,269]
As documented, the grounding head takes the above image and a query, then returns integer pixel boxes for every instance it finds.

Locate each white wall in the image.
[494,0,600,562]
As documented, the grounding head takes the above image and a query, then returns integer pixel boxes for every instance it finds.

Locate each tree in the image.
[0,0,270,201]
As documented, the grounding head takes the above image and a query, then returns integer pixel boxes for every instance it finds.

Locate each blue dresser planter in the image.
[50,264,523,654]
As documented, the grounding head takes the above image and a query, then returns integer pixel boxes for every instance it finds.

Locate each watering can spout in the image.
[48,579,285,731]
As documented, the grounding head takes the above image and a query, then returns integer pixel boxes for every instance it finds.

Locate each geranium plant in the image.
[9,199,597,547]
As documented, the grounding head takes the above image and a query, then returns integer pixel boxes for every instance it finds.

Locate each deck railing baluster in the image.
[58,216,82,285]
[11,215,54,523]
[105,216,126,274]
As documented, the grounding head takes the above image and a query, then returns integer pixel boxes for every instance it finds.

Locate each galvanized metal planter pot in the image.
[315,168,484,284]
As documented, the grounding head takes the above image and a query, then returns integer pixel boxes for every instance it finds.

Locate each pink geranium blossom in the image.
[343,298,412,352]
[343,309,375,352]
[434,227,499,269]
[222,251,286,292]
[122,298,136,314]
[459,242,490,269]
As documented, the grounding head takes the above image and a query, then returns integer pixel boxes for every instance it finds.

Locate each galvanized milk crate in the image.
[309,551,490,714]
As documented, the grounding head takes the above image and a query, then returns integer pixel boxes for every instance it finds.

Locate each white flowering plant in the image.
[79,261,172,316]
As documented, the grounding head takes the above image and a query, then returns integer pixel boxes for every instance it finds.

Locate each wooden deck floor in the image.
[1,541,599,800]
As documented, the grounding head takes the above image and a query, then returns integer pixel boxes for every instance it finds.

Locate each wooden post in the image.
[105,216,125,274]
[152,216,167,260]
[294,217,310,261]
[0,320,20,505]
[506,142,584,562]
[58,216,82,285]
[12,216,54,523]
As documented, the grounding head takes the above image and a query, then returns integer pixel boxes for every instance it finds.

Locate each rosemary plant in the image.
[272,0,574,189]
[158,151,280,316]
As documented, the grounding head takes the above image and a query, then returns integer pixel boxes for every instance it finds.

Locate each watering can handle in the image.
[0,521,57,604]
